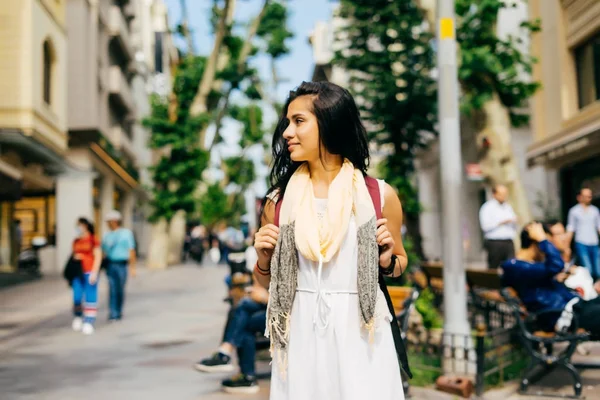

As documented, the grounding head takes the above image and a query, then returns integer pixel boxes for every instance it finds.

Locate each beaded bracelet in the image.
[380,254,397,276]
[254,261,271,276]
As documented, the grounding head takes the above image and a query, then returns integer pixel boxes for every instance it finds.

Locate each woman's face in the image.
[77,223,87,236]
[282,96,321,163]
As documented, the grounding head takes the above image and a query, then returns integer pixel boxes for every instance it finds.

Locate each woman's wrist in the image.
[380,255,397,275]
[379,255,393,268]
[255,261,271,275]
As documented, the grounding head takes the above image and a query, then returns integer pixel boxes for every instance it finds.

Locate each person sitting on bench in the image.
[194,282,268,394]
[502,222,600,335]
[544,220,600,300]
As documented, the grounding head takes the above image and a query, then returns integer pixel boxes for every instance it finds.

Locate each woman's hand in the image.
[89,271,99,285]
[247,285,269,305]
[377,218,394,267]
[527,222,546,242]
[254,224,280,270]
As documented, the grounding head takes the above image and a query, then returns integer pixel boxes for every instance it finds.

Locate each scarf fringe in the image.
[266,312,291,380]
[363,318,376,344]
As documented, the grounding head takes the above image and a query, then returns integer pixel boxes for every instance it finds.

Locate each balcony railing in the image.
[109,125,137,165]
[108,65,135,114]
[107,5,134,61]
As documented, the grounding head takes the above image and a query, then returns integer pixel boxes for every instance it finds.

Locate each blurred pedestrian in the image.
[566,188,600,280]
[189,223,207,264]
[254,81,410,399]
[479,184,517,269]
[102,210,136,322]
[71,217,101,335]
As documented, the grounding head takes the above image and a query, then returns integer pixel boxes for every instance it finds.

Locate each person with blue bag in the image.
[102,210,136,322]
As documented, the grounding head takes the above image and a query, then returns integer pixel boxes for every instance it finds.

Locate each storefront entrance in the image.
[560,156,600,218]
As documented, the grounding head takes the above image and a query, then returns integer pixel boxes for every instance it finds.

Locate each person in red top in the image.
[72,217,102,335]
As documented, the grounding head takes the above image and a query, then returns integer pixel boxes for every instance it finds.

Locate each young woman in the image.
[254,81,410,399]
[72,217,102,335]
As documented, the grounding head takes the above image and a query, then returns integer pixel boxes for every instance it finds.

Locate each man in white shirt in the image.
[566,188,600,280]
[479,184,518,269]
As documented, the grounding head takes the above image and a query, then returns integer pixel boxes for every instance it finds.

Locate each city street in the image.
[4,263,600,400]
[0,264,270,400]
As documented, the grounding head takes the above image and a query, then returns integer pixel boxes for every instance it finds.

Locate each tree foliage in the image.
[334,0,540,260]
[335,0,540,213]
[143,56,211,222]
[334,0,437,216]
[456,0,541,127]
[257,1,294,58]
[202,0,293,226]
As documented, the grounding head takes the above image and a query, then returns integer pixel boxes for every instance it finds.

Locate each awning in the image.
[0,130,82,175]
[526,120,600,168]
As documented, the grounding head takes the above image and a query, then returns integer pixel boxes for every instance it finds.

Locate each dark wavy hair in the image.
[78,217,95,236]
[262,81,370,218]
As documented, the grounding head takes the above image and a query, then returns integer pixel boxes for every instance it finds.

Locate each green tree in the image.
[456,0,540,127]
[334,0,437,257]
[335,0,541,257]
[454,0,540,224]
[144,0,292,266]
[200,1,292,226]
[143,56,210,222]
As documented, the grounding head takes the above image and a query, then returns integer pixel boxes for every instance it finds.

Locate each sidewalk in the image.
[0,274,72,351]
[0,262,271,400]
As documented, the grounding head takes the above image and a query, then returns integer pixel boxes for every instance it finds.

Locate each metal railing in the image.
[406,291,526,397]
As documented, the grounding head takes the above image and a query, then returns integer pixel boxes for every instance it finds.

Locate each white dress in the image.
[270,180,405,400]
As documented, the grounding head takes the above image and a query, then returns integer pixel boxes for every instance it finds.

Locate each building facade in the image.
[0,0,74,272]
[56,0,179,271]
[0,0,177,276]
[527,0,600,216]
[128,0,179,257]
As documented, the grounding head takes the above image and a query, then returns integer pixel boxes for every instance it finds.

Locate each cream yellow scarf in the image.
[279,159,376,263]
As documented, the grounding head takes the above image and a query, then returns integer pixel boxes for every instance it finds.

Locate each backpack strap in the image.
[365,176,382,219]
[366,175,413,378]
[274,197,283,227]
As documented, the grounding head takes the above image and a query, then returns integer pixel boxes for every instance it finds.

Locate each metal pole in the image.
[437,0,470,336]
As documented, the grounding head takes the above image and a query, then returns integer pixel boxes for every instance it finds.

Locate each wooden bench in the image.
[500,288,593,398]
[386,285,419,396]
[416,262,444,307]
[416,263,504,305]
[387,286,419,338]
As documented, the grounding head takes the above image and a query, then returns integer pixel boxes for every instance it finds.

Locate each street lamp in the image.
[436,0,470,337]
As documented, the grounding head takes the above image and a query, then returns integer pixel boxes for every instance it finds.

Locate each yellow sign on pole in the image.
[440,18,455,39]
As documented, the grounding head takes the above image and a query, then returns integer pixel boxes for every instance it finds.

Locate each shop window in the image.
[575,32,600,109]
[13,196,55,250]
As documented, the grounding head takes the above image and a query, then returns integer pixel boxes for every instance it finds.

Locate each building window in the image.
[43,39,55,105]
[575,32,600,109]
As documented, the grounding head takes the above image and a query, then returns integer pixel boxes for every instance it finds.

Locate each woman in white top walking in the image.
[254,81,411,399]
